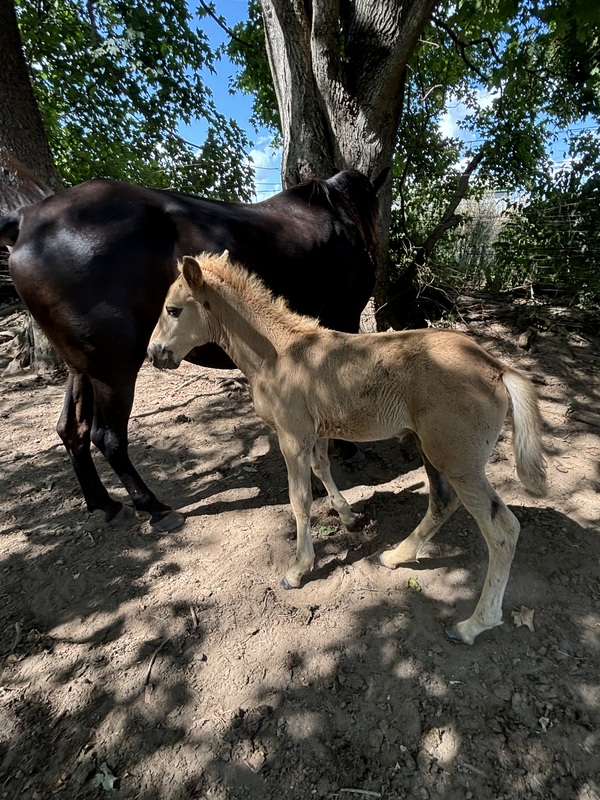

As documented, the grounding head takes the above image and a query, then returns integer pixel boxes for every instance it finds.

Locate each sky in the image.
[179,0,282,200]
[180,2,592,199]
[439,90,596,173]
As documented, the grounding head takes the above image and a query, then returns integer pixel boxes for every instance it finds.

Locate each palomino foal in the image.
[149,253,547,644]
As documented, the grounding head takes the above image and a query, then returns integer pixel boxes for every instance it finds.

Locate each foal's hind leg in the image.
[57,372,130,523]
[311,439,360,528]
[445,473,520,645]
[90,377,184,532]
[378,454,461,568]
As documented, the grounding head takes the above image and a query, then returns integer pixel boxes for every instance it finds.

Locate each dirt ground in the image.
[0,300,599,800]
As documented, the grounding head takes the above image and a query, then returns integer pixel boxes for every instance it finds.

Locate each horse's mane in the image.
[288,170,380,265]
[197,253,323,335]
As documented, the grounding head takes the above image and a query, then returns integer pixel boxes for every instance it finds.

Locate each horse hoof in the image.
[107,504,135,528]
[151,510,186,533]
[280,577,300,590]
[375,552,391,569]
[445,626,469,645]
[343,449,366,467]
[346,513,367,532]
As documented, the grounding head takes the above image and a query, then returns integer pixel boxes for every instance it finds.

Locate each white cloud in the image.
[438,88,498,141]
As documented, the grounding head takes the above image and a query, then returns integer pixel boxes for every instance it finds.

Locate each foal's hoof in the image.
[375,552,393,569]
[150,509,186,533]
[445,626,470,645]
[280,577,300,590]
[107,504,135,528]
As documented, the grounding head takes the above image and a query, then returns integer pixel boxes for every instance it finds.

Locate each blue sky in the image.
[179,0,282,199]
[179,2,591,198]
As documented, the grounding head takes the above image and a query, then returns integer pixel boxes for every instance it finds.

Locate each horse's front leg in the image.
[278,432,315,589]
[311,439,360,529]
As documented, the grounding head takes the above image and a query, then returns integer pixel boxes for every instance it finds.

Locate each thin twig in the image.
[197,0,256,50]
[144,638,170,690]
[178,374,206,391]
[10,622,23,653]
[462,762,488,778]
[340,790,382,798]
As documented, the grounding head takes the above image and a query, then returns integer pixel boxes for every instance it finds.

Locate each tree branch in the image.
[86,0,100,45]
[197,0,257,50]
[431,15,495,82]
[421,149,485,258]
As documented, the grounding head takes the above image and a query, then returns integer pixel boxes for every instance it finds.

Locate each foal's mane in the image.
[197,253,323,334]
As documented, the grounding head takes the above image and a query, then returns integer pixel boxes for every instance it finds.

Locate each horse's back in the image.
[8,170,378,370]
[167,178,376,331]
[285,328,511,446]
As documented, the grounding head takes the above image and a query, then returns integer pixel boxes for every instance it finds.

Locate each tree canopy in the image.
[3,0,600,311]
[229,0,600,312]
[12,0,254,199]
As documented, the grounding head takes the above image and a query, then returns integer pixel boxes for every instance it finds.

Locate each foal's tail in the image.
[502,369,547,496]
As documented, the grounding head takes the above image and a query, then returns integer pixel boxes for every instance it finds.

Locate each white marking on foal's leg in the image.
[311,439,358,528]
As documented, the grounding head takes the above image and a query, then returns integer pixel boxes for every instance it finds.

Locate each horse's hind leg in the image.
[311,439,360,528]
[445,473,520,645]
[57,372,130,523]
[378,453,461,568]
[90,377,184,532]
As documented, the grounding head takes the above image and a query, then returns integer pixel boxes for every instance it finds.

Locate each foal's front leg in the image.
[278,433,315,589]
[311,439,359,529]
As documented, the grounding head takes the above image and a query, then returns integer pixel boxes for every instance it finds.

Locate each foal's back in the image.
[280,328,512,453]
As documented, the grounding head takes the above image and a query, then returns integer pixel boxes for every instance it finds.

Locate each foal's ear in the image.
[181,255,204,292]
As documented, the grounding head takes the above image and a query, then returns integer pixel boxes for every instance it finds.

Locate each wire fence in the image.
[422,189,600,305]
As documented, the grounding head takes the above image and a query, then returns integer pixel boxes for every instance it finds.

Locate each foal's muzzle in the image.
[147,342,180,370]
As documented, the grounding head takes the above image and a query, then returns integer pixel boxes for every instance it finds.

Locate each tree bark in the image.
[0,0,63,374]
[0,0,61,204]
[260,0,439,328]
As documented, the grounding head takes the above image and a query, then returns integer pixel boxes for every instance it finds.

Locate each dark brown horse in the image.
[0,169,384,531]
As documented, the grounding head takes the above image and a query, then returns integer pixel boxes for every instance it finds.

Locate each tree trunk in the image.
[0,0,63,373]
[261,0,439,328]
[0,0,61,201]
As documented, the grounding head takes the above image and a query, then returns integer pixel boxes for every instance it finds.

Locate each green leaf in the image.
[318,525,336,537]
[90,762,118,791]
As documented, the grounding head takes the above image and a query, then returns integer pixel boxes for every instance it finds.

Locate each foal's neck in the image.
[205,273,287,380]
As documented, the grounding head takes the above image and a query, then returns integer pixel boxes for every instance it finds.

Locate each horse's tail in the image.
[502,368,547,496]
[0,148,55,243]
[0,211,21,246]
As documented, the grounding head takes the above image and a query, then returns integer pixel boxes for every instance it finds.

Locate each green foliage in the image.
[493,132,600,305]
[227,0,281,139]
[16,0,254,199]
[388,0,600,305]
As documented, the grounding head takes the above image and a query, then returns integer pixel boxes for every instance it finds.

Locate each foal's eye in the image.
[166,306,182,318]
